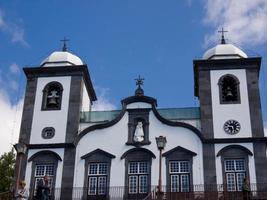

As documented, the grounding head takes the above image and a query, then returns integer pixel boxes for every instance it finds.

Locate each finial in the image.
[218,28,228,44]
[60,37,69,52]
[134,75,145,96]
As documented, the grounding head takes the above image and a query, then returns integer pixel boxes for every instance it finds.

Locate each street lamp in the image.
[13,143,27,193]
[156,136,167,200]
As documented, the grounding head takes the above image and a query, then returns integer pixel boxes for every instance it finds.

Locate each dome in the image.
[41,51,83,67]
[203,43,248,60]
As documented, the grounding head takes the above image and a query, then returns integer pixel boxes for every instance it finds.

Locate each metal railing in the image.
[19,183,267,200]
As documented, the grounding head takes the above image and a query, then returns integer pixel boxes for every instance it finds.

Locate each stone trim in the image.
[23,65,97,101]
[122,148,154,199]
[121,148,156,160]
[28,150,62,162]
[81,148,116,159]
[41,81,63,111]
[28,151,60,199]
[163,146,195,192]
[82,149,115,199]
[217,145,253,157]
[162,146,197,157]
[218,74,241,104]
[27,143,75,149]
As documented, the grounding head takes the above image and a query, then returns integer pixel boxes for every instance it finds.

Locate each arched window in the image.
[217,145,253,192]
[163,146,197,196]
[42,82,63,110]
[28,150,62,199]
[218,75,240,104]
[121,148,155,200]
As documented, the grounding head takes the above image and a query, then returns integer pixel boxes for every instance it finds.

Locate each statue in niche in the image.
[133,121,144,142]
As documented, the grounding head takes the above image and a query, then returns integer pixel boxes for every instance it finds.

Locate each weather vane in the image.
[60,37,70,51]
[135,75,144,88]
[218,27,228,44]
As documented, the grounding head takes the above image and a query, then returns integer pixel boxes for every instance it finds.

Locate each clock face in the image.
[223,120,241,134]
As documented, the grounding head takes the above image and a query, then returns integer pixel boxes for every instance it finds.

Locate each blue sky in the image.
[1,0,267,154]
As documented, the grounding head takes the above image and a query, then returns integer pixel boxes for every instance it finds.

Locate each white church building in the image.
[15,37,267,200]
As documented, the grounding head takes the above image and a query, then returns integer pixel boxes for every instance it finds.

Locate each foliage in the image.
[0,149,16,193]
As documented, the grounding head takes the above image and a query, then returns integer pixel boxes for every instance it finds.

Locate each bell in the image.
[48,97,57,105]
[47,90,59,106]
[226,87,233,97]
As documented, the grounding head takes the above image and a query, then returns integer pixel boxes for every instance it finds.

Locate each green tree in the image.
[0,149,16,193]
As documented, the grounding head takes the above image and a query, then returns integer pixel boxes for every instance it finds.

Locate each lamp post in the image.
[155,136,167,200]
[13,143,27,193]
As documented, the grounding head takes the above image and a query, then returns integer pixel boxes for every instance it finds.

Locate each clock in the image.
[223,120,241,134]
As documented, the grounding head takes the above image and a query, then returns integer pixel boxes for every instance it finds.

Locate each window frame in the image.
[224,159,246,192]
[87,162,108,196]
[218,74,241,104]
[41,81,63,111]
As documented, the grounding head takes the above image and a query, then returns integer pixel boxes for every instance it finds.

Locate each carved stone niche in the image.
[126,109,151,146]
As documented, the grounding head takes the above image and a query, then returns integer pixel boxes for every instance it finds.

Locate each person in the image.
[242,176,250,200]
[15,180,29,200]
[36,175,50,200]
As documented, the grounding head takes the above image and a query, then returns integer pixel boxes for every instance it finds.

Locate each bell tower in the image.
[193,32,267,187]
[17,43,97,199]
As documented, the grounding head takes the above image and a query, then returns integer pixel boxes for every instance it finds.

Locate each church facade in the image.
[15,39,267,199]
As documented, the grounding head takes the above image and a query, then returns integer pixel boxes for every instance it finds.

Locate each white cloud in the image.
[9,63,20,74]
[0,89,23,155]
[203,0,267,47]
[91,87,116,111]
[0,8,28,46]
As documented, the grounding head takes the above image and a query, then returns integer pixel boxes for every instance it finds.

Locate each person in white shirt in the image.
[15,180,29,200]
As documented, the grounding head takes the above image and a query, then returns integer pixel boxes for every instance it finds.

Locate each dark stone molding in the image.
[204,137,267,144]
[246,68,265,137]
[216,145,253,157]
[81,148,116,159]
[203,144,217,189]
[27,143,75,149]
[162,146,197,157]
[75,107,127,145]
[121,95,157,107]
[82,149,113,199]
[121,148,156,160]
[123,147,154,199]
[253,142,267,185]
[76,97,205,145]
[23,65,97,101]
[194,57,261,97]
[163,146,195,192]
[127,108,151,146]
[218,74,241,104]
[15,77,37,183]
[29,151,59,199]
[61,76,83,199]
[219,146,250,187]
[28,150,62,162]
[152,105,204,141]
[41,81,63,111]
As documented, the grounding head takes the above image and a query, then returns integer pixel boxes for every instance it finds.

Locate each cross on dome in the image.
[218,28,228,44]
[60,37,70,52]
[135,75,144,88]
[134,75,145,96]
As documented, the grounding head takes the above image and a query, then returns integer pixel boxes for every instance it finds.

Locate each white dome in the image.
[203,44,248,60]
[41,51,83,67]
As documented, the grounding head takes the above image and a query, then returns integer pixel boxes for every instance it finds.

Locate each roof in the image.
[80,107,200,123]
[41,51,83,67]
[203,44,248,60]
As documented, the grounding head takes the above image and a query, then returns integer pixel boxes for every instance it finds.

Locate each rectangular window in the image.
[88,163,108,196]
[128,162,149,194]
[34,164,55,196]
[169,161,190,192]
[225,159,246,191]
